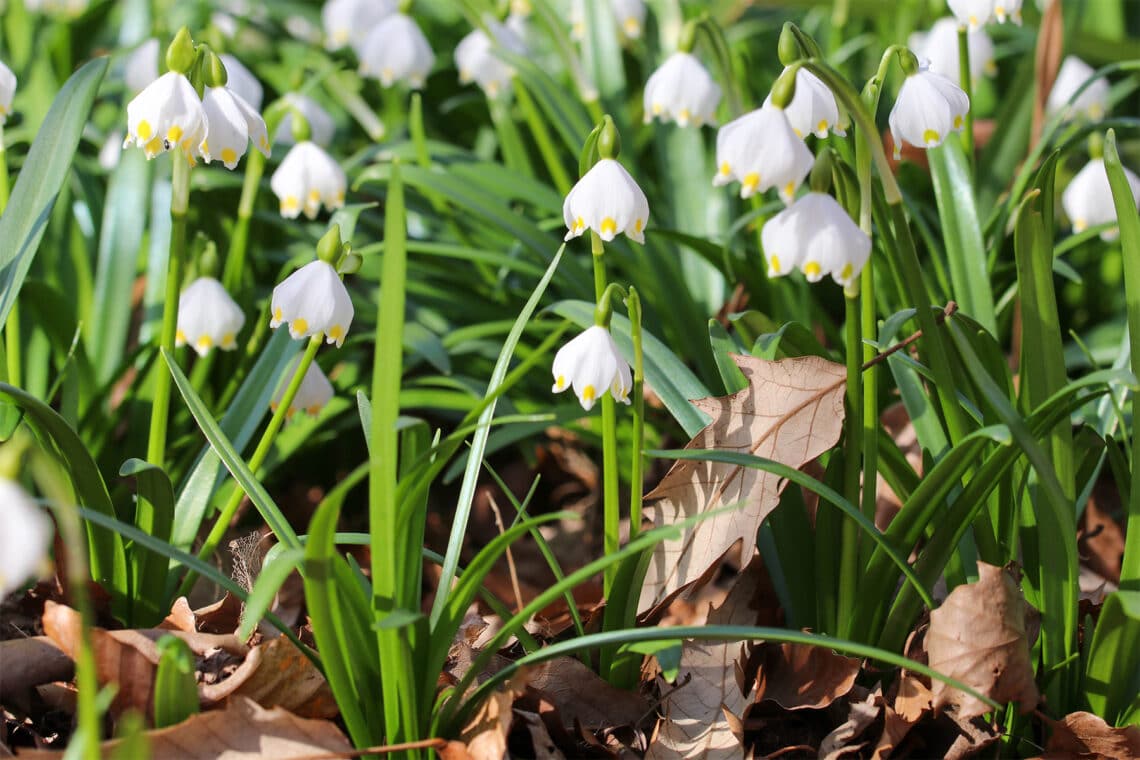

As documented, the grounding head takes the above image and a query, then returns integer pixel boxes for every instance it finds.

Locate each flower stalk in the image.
[957,27,975,172]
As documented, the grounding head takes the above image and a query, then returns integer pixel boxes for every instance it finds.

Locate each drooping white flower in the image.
[713,104,814,202]
[643,52,721,128]
[909,18,996,86]
[764,67,845,139]
[220,54,263,111]
[888,62,969,159]
[455,17,528,98]
[563,158,650,244]
[199,86,269,169]
[176,277,246,356]
[270,141,346,219]
[270,260,354,347]
[322,0,396,51]
[358,13,435,89]
[1061,158,1140,241]
[947,0,993,31]
[271,356,335,418]
[1047,56,1110,122]
[0,61,16,126]
[551,325,632,411]
[0,479,53,599]
[993,0,1023,24]
[123,71,209,163]
[761,192,871,289]
[570,0,646,40]
[123,38,159,94]
[274,93,337,147]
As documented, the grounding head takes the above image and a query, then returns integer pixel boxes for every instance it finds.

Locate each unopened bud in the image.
[166,27,196,75]
[597,114,621,159]
[769,66,798,109]
[317,224,343,264]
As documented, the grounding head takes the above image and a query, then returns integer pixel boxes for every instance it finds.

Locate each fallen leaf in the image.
[1079,492,1124,584]
[1038,711,1140,759]
[0,637,74,707]
[640,354,846,612]
[14,696,352,759]
[753,642,861,711]
[200,635,337,719]
[525,656,648,730]
[819,687,881,760]
[893,671,933,723]
[926,563,1040,720]
[460,672,528,760]
[872,703,916,759]
[514,709,568,760]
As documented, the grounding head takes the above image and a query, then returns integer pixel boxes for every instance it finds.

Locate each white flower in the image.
[993,0,1022,23]
[563,158,649,243]
[0,479,53,599]
[270,141,346,219]
[275,93,337,147]
[285,14,324,45]
[888,62,969,159]
[713,104,813,202]
[270,260,354,347]
[271,357,335,418]
[455,17,527,98]
[1047,56,1110,122]
[761,192,871,288]
[643,52,721,127]
[0,60,16,126]
[220,54,263,110]
[176,277,246,356]
[947,0,993,31]
[322,0,395,51]
[764,67,845,139]
[551,325,632,411]
[123,71,209,163]
[909,18,996,86]
[1061,158,1140,241]
[199,86,269,169]
[358,13,435,89]
[123,38,159,94]
[571,0,646,40]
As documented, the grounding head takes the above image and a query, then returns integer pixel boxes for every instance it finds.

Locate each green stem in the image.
[837,295,863,631]
[325,69,385,141]
[591,232,620,597]
[957,27,975,174]
[627,289,644,537]
[513,79,573,195]
[1,125,17,391]
[221,150,265,294]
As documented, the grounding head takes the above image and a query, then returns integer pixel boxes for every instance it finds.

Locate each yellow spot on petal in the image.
[995,5,1005,17]
[804,261,822,278]
[328,325,345,341]
[742,172,760,193]
[221,333,236,348]
[719,161,732,177]
[282,195,300,213]
[817,119,829,134]
[839,263,853,282]
[635,219,643,233]
[175,329,187,344]
[196,335,213,351]
[769,255,781,272]
[166,125,183,144]
[221,148,238,165]
[335,190,345,204]
[574,216,585,231]
[137,119,153,140]
[554,375,566,390]
[290,318,308,335]
[307,404,322,415]
[1074,218,1088,232]
[273,308,283,322]
[600,217,617,235]
[144,137,163,157]
[308,189,321,204]
[793,127,803,138]
[968,14,978,27]
[953,115,964,130]
[201,139,209,154]
[678,108,691,123]
[582,385,597,402]
[784,182,795,199]
[652,103,663,115]
[922,128,941,145]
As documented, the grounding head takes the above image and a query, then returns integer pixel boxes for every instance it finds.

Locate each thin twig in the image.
[487,493,524,614]
[861,301,959,372]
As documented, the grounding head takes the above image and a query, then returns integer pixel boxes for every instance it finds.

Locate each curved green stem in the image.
[957,27,975,174]
[627,288,644,536]
[837,295,862,630]
[220,150,264,294]
[590,232,621,596]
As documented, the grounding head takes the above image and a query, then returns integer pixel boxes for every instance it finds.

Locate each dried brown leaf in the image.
[1039,711,1140,759]
[200,635,337,719]
[515,710,568,760]
[640,355,846,612]
[0,637,74,705]
[525,656,648,730]
[819,687,881,760]
[1031,0,1064,146]
[753,642,861,711]
[459,672,529,760]
[927,563,1040,720]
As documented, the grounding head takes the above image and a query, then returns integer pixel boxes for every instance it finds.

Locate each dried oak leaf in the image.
[525,656,648,730]
[819,686,881,760]
[639,354,846,612]
[456,671,529,760]
[200,635,337,719]
[753,642,861,711]
[926,563,1039,720]
[1038,711,1140,759]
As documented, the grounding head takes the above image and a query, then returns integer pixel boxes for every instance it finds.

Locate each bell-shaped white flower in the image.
[275,93,337,147]
[643,52,721,127]
[713,104,814,202]
[1047,56,1110,122]
[0,61,16,126]
[571,0,646,40]
[176,277,246,356]
[123,71,209,163]
[124,38,159,94]
[563,158,649,244]
[551,325,632,411]
[993,0,1022,24]
[763,67,845,139]
[270,141,346,219]
[220,54,263,111]
[199,86,269,170]
[270,260,354,347]
[322,0,396,51]
[271,357,335,418]
[947,0,993,31]
[358,13,435,89]
[761,192,871,288]
[888,62,969,159]
[1061,158,1140,241]
[909,18,996,86]
[0,479,53,598]
[455,17,527,98]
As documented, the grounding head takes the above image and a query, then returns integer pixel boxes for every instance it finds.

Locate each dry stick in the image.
[861,301,959,372]
[486,493,525,614]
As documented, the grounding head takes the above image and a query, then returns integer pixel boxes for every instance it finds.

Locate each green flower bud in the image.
[166,27,197,75]
[338,252,363,275]
[597,114,621,159]
[317,224,343,264]
[777,22,822,65]
[898,48,920,77]
[203,48,228,88]
[678,19,698,54]
[290,108,312,143]
[769,66,798,110]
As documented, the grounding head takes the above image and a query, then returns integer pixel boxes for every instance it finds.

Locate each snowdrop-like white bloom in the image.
[275,93,336,147]
[993,0,1022,24]
[322,0,395,51]
[270,260,354,347]
[358,13,435,89]
[0,61,16,126]
[0,479,53,599]
[199,86,269,169]
[1047,56,1110,121]
[1061,158,1140,241]
[176,277,246,356]
[643,52,721,127]
[763,67,845,139]
[888,62,969,159]
[551,325,631,411]
[455,17,527,98]
[713,104,813,202]
[124,38,159,94]
[571,0,645,40]
[220,54,263,111]
[271,357,335,418]
[909,18,996,86]
[270,141,346,219]
[563,158,649,243]
[947,0,993,31]
[123,71,209,162]
[761,192,871,288]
